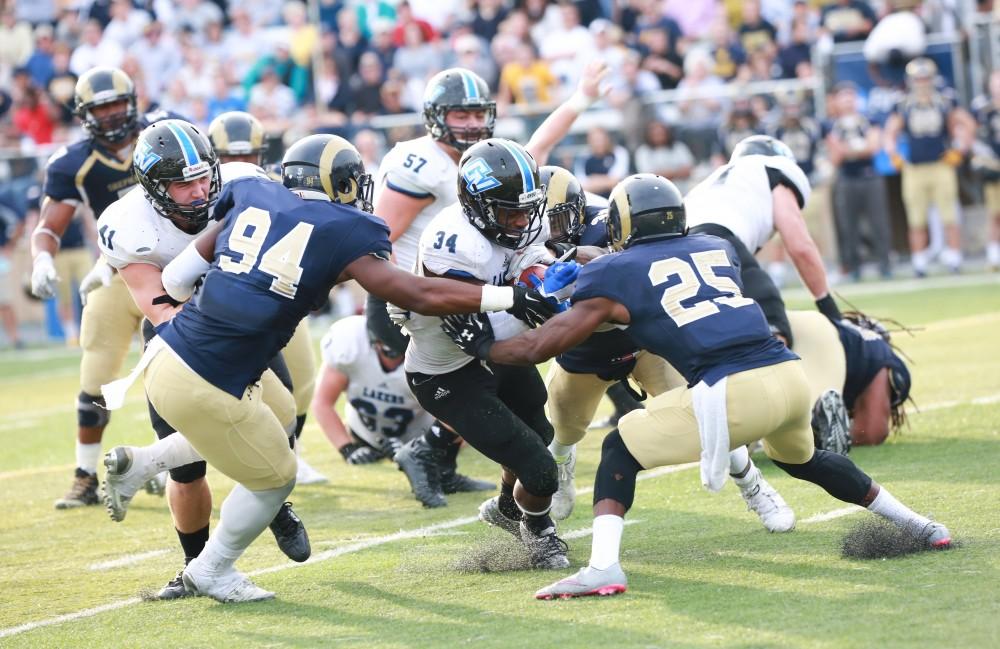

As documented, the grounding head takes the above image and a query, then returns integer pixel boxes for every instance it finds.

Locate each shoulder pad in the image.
[756,155,811,208]
[221,161,270,184]
[320,315,366,368]
[96,191,160,269]
[419,212,491,279]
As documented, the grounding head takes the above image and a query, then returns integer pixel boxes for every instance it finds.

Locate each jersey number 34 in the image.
[650,250,753,327]
[220,207,314,299]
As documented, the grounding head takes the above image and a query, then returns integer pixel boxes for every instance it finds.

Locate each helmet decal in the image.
[499,140,535,193]
[459,70,480,101]
[135,139,161,174]
[462,158,501,194]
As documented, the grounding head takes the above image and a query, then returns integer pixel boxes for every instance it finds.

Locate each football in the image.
[515,264,548,288]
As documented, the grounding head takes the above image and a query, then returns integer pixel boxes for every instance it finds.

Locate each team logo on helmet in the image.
[134,139,162,174]
[462,159,501,195]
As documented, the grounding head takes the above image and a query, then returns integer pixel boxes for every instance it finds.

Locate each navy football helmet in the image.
[74,67,138,144]
[540,165,587,245]
[282,134,374,212]
[607,174,685,251]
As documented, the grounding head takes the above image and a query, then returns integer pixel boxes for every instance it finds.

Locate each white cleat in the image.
[182,561,275,603]
[738,468,795,533]
[550,447,576,521]
[143,471,168,496]
[102,446,156,522]
[535,563,628,600]
[295,456,328,485]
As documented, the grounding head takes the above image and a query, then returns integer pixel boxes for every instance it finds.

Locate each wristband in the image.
[34,227,61,245]
[480,284,514,312]
[339,443,360,460]
[815,294,842,321]
[566,89,596,113]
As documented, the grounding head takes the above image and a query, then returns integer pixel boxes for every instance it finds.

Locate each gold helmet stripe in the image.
[111,69,130,95]
[610,185,632,251]
[319,138,358,202]
[208,118,229,152]
[545,168,572,211]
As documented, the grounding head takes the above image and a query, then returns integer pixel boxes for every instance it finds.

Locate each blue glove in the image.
[541,260,580,303]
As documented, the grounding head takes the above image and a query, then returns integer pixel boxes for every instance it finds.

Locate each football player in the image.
[101,133,554,602]
[371,64,607,506]
[440,174,951,600]
[208,110,323,484]
[539,166,794,533]
[97,119,310,599]
[400,138,573,569]
[29,67,180,509]
[311,314,494,495]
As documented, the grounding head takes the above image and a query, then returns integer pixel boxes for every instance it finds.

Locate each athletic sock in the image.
[133,434,202,475]
[987,241,1000,267]
[728,446,751,478]
[177,524,210,564]
[912,250,929,273]
[589,514,625,570]
[866,485,931,533]
[423,421,458,450]
[549,440,575,462]
[498,482,521,521]
[76,441,102,475]
[198,481,295,574]
[520,508,555,535]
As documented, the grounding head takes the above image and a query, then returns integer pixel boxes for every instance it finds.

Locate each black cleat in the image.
[441,471,496,494]
[520,522,571,570]
[54,468,100,509]
[154,569,192,600]
[394,437,447,508]
[269,502,311,562]
[812,389,852,456]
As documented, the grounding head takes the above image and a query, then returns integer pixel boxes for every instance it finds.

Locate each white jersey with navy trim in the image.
[321,315,432,448]
[375,135,458,273]
[684,155,811,254]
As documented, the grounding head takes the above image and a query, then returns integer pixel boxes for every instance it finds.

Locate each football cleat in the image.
[478,496,522,537]
[143,471,168,496]
[394,437,447,508]
[535,563,628,600]
[182,561,274,603]
[917,521,952,549]
[811,389,852,456]
[738,468,795,533]
[102,446,154,522]
[269,502,311,562]
[550,448,576,521]
[154,569,192,600]
[519,521,570,570]
[54,468,100,509]
[295,456,329,485]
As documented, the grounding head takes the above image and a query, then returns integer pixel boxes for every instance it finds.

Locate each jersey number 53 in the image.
[219,207,314,299]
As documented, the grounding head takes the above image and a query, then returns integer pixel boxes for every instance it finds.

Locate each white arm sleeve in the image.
[161,242,211,302]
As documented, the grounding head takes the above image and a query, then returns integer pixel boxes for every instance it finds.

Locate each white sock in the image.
[549,440,575,462]
[589,514,625,570]
[132,434,203,475]
[199,481,295,574]
[912,250,929,272]
[728,446,751,478]
[940,248,962,268]
[987,241,1000,267]
[76,441,102,475]
[866,486,930,534]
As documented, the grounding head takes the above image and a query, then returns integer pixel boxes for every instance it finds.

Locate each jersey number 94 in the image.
[220,207,314,299]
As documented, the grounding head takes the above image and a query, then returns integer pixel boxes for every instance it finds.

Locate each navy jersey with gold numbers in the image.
[159,177,391,397]
[834,319,897,410]
[892,95,956,164]
[572,234,796,386]
[42,109,179,218]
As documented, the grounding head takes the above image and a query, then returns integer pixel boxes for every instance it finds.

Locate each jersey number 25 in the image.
[649,250,753,327]
[220,207,314,299]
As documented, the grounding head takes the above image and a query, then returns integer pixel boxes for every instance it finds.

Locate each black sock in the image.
[423,421,459,450]
[606,381,643,418]
[498,481,521,521]
[522,511,555,535]
[177,524,209,564]
[294,414,306,440]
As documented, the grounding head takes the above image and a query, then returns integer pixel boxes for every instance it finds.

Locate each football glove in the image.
[339,443,382,465]
[386,303,412,328]
[540,260,580,303]
[440,312,495,360]
[30,251,59,299]
[509,285,557,328]
[941,149,964,167]
[79,257,114,306]
[815,294,842,321]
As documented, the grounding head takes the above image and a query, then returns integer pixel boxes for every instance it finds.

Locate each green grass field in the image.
[1,275,999,648]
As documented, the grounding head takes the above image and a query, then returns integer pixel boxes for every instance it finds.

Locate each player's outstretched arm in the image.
[525,60,609,166]
[160,221,223,302]
[772,186,834,305]
[31,197,75,258]
[118,262,181,326]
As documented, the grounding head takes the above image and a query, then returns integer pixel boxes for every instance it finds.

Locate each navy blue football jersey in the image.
[892,95,955,164]
[159,178,391,397]
[834,319,897,410]
[557,205,640,377]
[572,234,796,386]
[43,109,180,219]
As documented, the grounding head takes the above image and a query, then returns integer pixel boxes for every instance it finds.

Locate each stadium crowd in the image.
[0,0,999,349]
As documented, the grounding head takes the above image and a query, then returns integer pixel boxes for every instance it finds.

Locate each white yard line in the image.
[801,506,863,524]
[88,550,172,571]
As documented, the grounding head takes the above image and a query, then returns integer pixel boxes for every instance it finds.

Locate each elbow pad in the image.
[162,243,211,302]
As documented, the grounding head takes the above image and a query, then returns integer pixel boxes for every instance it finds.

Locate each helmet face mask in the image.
[539,166,586,244]
[74,67,138,144]
[282,134,374,212]
[423,69,496,152]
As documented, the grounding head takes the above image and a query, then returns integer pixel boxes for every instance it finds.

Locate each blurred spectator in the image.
[741,45,777,82]
[223,8,265,83]
[392,2,437,47]
[778,18,811,79]
[24,25,56,89]
[498,43,558,108]
[677,48,727,159]
[663,0,719,39]
[539,1,594,98]
[379,78,409,115]
[249,66,297,121]
[575,126,630,197]
[641,27,684,90]
[16,0,57,27]
[354,128,385,173]
[245,44,311,105]
[177,45,217,101]
[336,8,369,74]
[366,18,397,73]
[207,74,248,121]
[102,0,150,51]
[450,33,497,91]
[12,82,55,146]
[634,121,695,192]
[349,52,387,122]
[354,0,396,40]
[127,22,179,102]
[706,16,745,80]
[737,0,777,57]
[406,0,459,33]
[1,8,36,84]
[228,0,284,28]
[773,95,819,179]
[826,82,892,279]
[0,198,23,349]
[586,19,627,77]
[715,101,762,161]
[201,20,229,65]
[820,0,876,44]
[471,0,509,43]
[974,71,1000,269]
[281,1,320,69]
[161,76,194,117]
[315,55,352,120]
[393,23,444,91]
[526,0,564,45]
[46,44,77,126]
[171,0,224,35]
[632,0,683,45]
[69,19,123,76]
[607,49,661,107]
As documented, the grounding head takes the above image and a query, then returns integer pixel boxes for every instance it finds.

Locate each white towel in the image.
[101,335,166,410]
[691,377,731,492]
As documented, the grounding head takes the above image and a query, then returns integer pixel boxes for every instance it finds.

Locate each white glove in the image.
[386,302,412,329]
[79,257,114,306]
[30,252,59,299]
[505,245,554,284]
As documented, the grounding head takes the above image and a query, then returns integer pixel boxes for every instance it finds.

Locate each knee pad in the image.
[169,461,208,484]
[773,449,873,504]
[516,450,558,497]
[593,430,643,512]
[77,391,110,428]
[742,265,793,346]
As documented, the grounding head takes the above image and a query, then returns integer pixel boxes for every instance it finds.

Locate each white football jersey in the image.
[684,155,811,254]
[403,204,533,375]
[321,315,432,448]
[375,135,458,273]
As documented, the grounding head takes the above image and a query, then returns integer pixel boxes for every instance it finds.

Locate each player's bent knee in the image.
[593,430,643,511]
[515,451,558,497]
[77,391,110,428]
[169,461,208,484]
[772,449,872,504]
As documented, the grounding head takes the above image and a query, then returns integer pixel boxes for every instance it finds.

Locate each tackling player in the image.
[441,174,951,599]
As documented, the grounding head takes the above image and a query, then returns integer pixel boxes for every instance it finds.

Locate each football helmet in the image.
[457,138,546,249]
[134,119,220,231]
[74,67,138,144]
[607,174,685,251]
[366,313,407,360]
[729,134,796,162]
[539,165,586,245]
[905,57,937,83]
[422,68,496,152]
[208,111,266,165]
[281,134,374,212]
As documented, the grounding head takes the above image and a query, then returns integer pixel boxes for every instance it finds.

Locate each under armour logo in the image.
[461,331,474,341]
